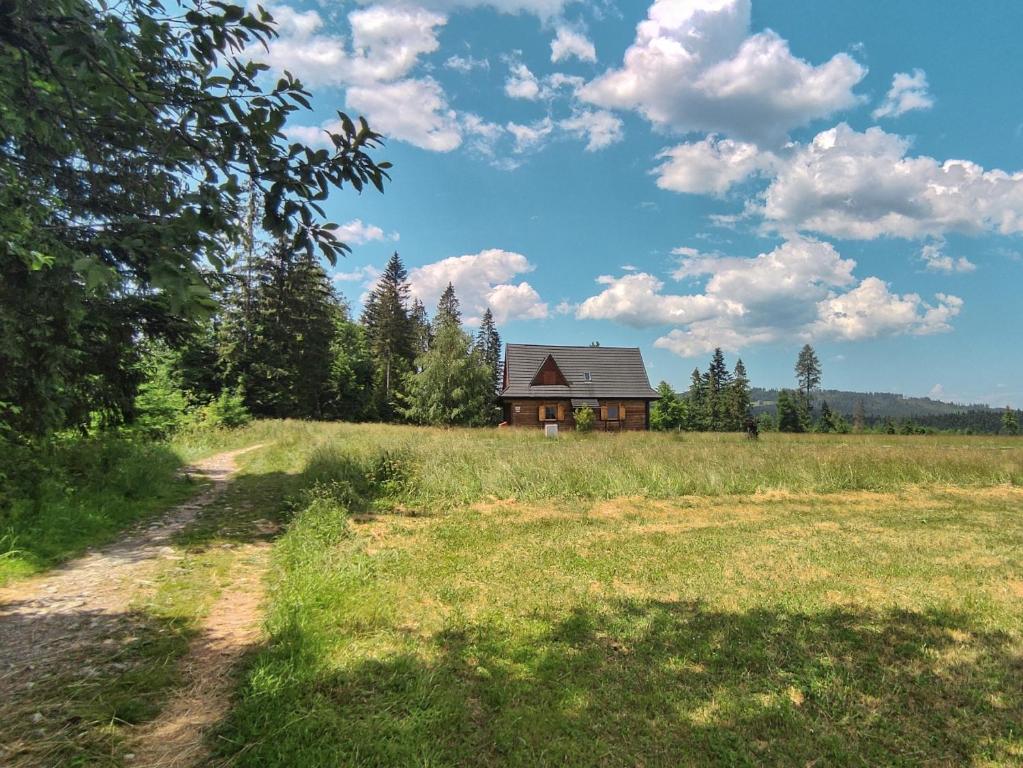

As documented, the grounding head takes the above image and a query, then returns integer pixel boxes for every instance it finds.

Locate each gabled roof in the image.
[501,344,660,399]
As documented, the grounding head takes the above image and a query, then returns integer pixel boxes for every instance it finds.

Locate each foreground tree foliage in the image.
[0,0,389,437]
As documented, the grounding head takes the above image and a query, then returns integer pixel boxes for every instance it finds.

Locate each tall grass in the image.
[302,423,1023,509]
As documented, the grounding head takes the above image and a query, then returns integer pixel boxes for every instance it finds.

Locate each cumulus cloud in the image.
[580,0,866,145]
[336,219,399,245]
[409,249,548,324]
[654,135,774,194]
[504,61,543,100]
[872,69,934,119]
[504,60,583,102]
[576,237,962,356]
[346,77,462,151]
[261,4,463,152]
[559,109,624,151]
[551,25,596,63]
[761,123,1023,239]
[919,242,976,273]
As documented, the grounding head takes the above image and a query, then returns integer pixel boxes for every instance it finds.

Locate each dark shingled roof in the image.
[501,344,660,400]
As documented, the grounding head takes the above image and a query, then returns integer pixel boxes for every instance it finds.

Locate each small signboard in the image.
[544,423,559,439]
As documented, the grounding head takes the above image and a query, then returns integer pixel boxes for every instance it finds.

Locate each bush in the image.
[574,406,596,433]
[201,388,251,429]
[132,373,188,439]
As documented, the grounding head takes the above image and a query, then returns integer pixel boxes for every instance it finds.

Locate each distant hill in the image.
[749,388,995,419]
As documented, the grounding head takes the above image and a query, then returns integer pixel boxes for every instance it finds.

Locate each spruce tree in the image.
[475,308,503,397]
[401,321,495,426]
[818,400,834,433]
[435,282,462,328]
[409,298,432,361]
[362,252,415,418]
[221,240,342,419]
[705,347,733,430]
[776,389,803,433]
[727,358,751,430]
[686,367,707,430]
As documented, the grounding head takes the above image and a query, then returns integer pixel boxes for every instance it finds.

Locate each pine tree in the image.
[435,282,462,328]
[794,344,822,417]
[776,389,803,433]
[475,308,503,397]
[1002,406,1020,435]
[362,252,415,419]
[726,358,751,431]
[400,321,496,426]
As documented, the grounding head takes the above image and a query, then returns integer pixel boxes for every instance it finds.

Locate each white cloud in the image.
[346,78,462,151]
[409,249,548,324]
[576,237,962,356]
[761,123,1023,239]
[504,57,584,101]
[260,4,463,152]
[654,135,773,194]
[260,4,445,87]
[559,109,624,151]
[336,219,399,245]
[507,117,555,153]
[551,25,596,63]
[577,272,735,327]
[445,53,490,72]
[872,69,934,119]
[919,242,976,273]
[928,383,945,399]
[505,61,542,100]
[580,0,866,145]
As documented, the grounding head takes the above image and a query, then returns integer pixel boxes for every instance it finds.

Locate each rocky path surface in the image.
[0,444,267,767]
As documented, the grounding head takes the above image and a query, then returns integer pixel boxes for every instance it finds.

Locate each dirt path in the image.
[126,542,270,767]
[0,444,266,767]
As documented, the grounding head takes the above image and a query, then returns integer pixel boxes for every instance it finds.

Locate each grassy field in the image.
[3,421,1021,765]
[206,422,1023,767]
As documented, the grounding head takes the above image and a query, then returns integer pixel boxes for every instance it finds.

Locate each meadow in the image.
[216,423,1023,767]
[3,422,1022,766]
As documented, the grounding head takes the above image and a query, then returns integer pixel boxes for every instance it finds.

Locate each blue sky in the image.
[259,0,1022,406]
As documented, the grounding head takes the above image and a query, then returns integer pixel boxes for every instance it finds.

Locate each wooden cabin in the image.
[499,344,660,431]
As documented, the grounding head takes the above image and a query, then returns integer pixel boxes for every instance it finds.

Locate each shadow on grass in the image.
[216,600,1023,767]
[0,604,194,766]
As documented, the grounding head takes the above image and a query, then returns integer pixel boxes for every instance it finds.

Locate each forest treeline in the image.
[137,247,504,437]
[651,345,1021,435]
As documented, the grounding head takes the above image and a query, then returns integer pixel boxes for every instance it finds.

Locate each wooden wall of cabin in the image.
[501,399,650,430]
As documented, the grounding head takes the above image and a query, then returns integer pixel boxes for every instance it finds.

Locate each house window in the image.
[584,372,592,382]
[606,404,620,421]
[543,405,558,421]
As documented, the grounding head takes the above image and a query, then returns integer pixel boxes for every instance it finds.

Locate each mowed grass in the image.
[213,422,1023,767]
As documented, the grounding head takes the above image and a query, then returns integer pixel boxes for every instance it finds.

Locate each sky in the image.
[258,0,1023,406]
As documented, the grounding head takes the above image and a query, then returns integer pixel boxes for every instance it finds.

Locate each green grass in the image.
[211,422,1023,767]
[0,421,290,585]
